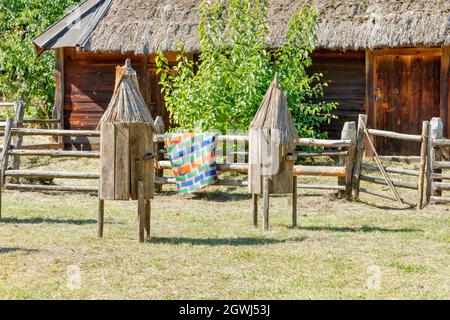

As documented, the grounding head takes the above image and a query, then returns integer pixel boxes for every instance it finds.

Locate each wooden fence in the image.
[352,114,429,209]
[153,117,357,227]
[0,117,99,218]
[426,117,450,204]
[1,108,449,222]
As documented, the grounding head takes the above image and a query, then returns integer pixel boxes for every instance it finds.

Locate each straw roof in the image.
[78,0,450,54]
[249,75,300,148]
[99,59,154,125]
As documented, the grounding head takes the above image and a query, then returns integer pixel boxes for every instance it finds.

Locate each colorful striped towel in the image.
[164,133,218,194]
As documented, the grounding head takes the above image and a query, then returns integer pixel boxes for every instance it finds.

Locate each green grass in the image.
[0,155,449,299]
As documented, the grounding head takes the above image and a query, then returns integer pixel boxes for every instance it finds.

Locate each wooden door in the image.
[374,54,441,155]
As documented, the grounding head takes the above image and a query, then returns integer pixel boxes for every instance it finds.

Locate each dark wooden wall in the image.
[310,51,366,139]
[61,47,449,154]
[63,48,178,149]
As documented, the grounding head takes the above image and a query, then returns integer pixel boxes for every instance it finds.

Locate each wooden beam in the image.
[365,50,375,158]
[53,48,65,145]
[440,46,450,137]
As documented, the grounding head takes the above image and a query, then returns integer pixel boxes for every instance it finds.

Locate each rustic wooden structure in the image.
[98,59,155,242]
[32,0,450,154]
[352,114,430,209]
[248,75,299,230]
[426,118,450,204]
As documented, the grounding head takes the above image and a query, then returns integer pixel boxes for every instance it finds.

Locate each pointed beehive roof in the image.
[99,59,154,125]
[250,75,299,148]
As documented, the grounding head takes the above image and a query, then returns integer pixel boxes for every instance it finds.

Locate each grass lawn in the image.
[0,155,449,299]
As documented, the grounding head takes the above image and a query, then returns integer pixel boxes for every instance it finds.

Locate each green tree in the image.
[0,0,82,118]
[157,0,336,137]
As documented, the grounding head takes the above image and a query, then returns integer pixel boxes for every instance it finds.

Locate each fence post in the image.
[154,116,165,193]
[352,114,367,199]
[12,101,24,179]
[417,121,429,210]
[426,117,444,203]
[339,121,357,200]
[0,117,14,219]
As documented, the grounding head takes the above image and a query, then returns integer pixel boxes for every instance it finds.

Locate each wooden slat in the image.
[114,124,130,200]
[296,184,346,191]
[361,163,419,176]
[366,128,422,142]
[4,170,99,179]
[433,161,450,169]
[360,174,418,190]
[4,183,97,192]
[432,182,450,191]
[9,149,100,158]
[430,196,450,204]
[432,139,450,147]
[293,165,346,177]
[100,123,115,200]
[297,138,353,148]
[11,128,100,137]
[431,173,450,180]
[359,188,415,207]
[155,176,248,187]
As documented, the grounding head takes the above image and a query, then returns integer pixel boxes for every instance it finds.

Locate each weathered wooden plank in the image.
[11,128,100,137]
[427,118,444,203]
[297,184,346,191]
[114,123,130,200]
[360,174,418,190]
[100,123,115,200]
[361,163,419,176]
[430,196,450,204]
[297,138,353,148]
[418,121,429,209]
[339,121,357,199]
[352,114,367,199]
[4,183,97,192]
[293,165,346,177]
[9,149,100,158]
[366,128,422,142]
[359,188,415,207]
[433,182,450,191]
[4,170,99,179]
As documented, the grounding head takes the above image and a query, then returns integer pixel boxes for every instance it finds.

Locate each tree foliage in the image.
[157,0,336,137]
[0,0,82,118]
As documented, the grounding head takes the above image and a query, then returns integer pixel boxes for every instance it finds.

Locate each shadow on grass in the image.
[357,200,413,211]
[161,190,252,202]
[294,225,421,233]
[149,236,305,246]
[1,217,97,225]
[0,248,37,254]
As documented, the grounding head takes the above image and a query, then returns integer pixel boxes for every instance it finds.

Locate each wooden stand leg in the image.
[138,181,145,243]
[263,177,269,231]
[145,199,151,239]
[252,194,258,227]
[98,198,104,238]
[292,176,297,228]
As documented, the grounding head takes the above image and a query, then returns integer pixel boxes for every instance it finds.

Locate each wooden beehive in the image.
[99,59,155,201]
[100,123,154,201]
[249,75,299,195]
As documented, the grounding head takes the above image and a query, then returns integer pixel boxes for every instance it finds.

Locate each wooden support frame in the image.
[427,118,445,204]
[12,101,24,178]
[338,121,357,199]
[353,114,431,209]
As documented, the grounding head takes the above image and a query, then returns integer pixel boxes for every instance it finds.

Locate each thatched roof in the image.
[35,0,450,54]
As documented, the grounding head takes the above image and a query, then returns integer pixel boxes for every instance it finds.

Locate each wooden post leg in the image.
[145,199,151,239]
[417,121,429,210]
[252,194,258,227]
[263,177,270,231]
[292,176,297,228]
[98,198,104,238]
[138,181,145,243]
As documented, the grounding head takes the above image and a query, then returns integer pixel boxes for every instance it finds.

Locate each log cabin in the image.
[33,0,450,155]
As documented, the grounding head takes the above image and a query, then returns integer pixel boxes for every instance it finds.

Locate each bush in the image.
[0,0,82,118]
[156,0,336,137]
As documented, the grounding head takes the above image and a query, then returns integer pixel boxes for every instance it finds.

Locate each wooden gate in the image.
[353,114,429,209]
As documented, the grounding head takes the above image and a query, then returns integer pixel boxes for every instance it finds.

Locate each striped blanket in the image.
[164,133,218,194]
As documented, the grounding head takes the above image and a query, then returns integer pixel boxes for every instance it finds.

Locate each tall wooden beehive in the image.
[99,59,155,201]
[248,75,299,194]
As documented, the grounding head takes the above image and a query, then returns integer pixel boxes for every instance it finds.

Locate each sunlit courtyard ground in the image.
[0,155,449,299]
